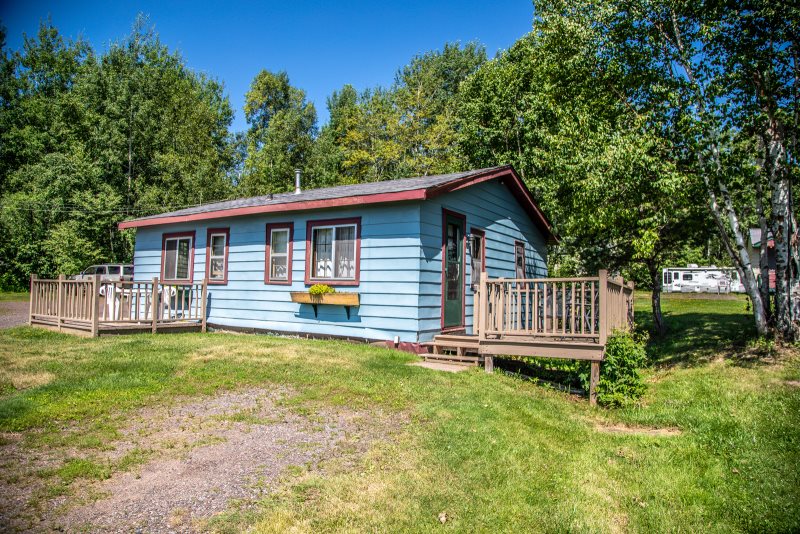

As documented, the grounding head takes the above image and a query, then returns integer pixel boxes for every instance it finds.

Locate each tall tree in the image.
[0,17,236,288]
[537,0,799,338]
[456,23,704,334]
[393,42,486,176]
[239,70,316,195]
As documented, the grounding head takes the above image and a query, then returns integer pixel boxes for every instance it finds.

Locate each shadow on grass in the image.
[636,296,759,369]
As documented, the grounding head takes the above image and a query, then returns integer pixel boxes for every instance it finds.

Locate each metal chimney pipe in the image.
[294,169,302,194]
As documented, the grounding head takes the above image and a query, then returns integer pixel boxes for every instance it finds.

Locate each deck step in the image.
[433,334,479,343]
[433,339,479,351]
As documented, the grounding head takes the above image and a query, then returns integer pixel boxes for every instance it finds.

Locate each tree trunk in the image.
[702,171,769,336]
[764,119,798,340]
[648,261,666,336]
[754,160,773,324]
[759,232,772,324]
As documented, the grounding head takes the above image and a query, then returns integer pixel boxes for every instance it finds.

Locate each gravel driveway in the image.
[0,300,27,329]
[1,387,397,533]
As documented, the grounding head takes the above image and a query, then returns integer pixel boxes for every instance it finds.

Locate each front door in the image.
[443,212,465,328]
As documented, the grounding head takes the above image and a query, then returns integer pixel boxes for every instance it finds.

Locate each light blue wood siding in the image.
[132,179,547,343]
[418,180,547,340]
[133,203,426,342]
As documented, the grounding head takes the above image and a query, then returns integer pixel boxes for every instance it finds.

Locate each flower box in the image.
[290,292,360,318]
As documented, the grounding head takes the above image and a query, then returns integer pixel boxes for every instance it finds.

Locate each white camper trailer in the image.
[662,265,744,294]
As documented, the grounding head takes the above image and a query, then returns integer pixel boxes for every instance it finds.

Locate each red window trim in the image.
[441,209,467,331]
[205,228,230,285]
[304,217,361,287]
[470,227,486,289]
[161,231,196,284]
[265,222,294,285]
[514,240,526,279]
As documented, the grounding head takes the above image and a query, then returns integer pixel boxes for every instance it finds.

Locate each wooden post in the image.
[201,278,208,333]
[627,280,635,329]
[57,274,65,331]
[478,272,488,341]
[598,269,608,346]
[589,361,600,406]
[479,272,494,374]
[29,274,37,325]
[151,277,159,334]
[91,274,100,338]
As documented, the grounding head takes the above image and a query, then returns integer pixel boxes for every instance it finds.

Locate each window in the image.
[683,273,693,281]
[206,228,229,284]
[123,266,133,276]
[108,265,121,275]
[266,223,293,284]
[305,218,361,286]
[515,241,526,279]
[162,232,195,283]
[470,230,485,290]
[664,271,672,284]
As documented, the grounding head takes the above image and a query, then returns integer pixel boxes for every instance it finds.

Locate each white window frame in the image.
[164,236,193,281]
[311,223,357,281]
[208,232,227,281]
[269,228,290,281]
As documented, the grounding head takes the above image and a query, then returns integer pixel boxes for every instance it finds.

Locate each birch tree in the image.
[535,0,799,338]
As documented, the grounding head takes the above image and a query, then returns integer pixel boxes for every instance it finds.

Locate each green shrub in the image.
[308,284,336,296]
[580,330,648,407]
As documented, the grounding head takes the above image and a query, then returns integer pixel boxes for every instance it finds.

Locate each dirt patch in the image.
[0,301,28,329]
[408,361,470,373]
[594,423,682,437]
[1,387,398,532]
[5,371,55,390]
[785,380,800,388]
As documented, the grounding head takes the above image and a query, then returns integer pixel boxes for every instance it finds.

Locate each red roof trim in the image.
[425,167,556,244]
[118,166,557,243]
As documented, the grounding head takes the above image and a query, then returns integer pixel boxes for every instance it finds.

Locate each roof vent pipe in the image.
[294,169,302,195]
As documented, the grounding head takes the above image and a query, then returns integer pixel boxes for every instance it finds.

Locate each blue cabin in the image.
[119,165,556,348]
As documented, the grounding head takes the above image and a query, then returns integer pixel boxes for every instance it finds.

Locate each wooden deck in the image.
[28,275,207,337]
[430,270,634,404]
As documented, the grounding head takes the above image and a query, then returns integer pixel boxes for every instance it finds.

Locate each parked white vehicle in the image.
[662,265,744,294]
[72,264,133,282]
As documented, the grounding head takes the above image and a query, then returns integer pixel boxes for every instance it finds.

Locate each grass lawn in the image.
[0,291,28,302]
[1,292,798,532]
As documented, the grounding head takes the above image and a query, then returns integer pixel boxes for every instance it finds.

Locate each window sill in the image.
[305,279,359,287]
[162,279,194,285]
[265,279,292,286]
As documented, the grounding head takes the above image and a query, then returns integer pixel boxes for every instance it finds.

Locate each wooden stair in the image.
[422,334,483,366]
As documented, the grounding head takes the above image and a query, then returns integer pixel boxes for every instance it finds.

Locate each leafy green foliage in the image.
[454,14,715,333]
[0,17,235,289]
[308,283,335,296]
[239,70,317,195]
[580,330,648,407]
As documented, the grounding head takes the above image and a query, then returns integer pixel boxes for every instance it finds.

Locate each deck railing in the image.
[476,270,634,343]
[29,275,207,336]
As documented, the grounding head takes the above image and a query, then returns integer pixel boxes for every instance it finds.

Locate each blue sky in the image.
[1,1,534,132]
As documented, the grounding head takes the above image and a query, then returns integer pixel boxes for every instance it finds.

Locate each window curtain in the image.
[335,226,355,278]
[314,228,333,278]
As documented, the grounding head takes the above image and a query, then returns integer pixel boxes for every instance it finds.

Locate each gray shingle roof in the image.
[128,166,508,223]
